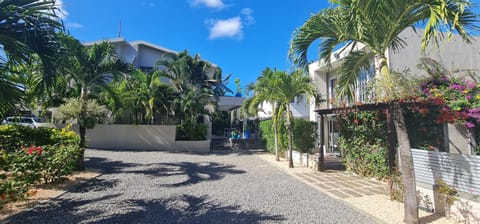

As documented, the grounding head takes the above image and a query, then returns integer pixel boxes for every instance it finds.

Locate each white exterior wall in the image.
[115,41,137,64]
[388,28,480,77]
[257,97,310,120]
[135,44,170,69]
[65,124,210,152]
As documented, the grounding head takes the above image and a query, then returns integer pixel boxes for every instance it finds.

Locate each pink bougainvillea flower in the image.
[465,81,476,89]
[465,121,475,128]
[450,84,465,91]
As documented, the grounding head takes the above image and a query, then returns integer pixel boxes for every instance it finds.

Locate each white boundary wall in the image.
[63,124,210,153]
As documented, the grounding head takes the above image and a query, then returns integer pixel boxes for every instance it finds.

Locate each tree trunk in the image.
[76,142,85,171]
[386,105,397,199]
[273,103,280,161]
[274,125,279,161]
[287,106,294,168]
[77,87,88,171]
[393,101,419,224]
[374,54,394,101]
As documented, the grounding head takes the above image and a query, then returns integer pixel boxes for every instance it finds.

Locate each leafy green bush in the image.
[38,145,80,183]
[259,119,287,154]
[0,125,79,152]
[0,125,81,206]
[337,111,389,179]
[50,124,81,146]
[403,107,445,150]
[292,119,317,153]
[176,123,208,140]
[260,118,316,154]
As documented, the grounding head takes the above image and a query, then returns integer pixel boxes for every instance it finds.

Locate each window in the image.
[329,78,337,108]
[356,65,375,103]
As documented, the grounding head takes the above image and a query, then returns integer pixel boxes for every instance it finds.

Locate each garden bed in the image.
[0,169,100,220]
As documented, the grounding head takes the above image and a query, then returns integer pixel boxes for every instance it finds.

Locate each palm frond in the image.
[336,51,373,102]
[289,7,350,69]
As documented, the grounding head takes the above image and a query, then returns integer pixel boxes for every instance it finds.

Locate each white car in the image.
[1,117,56,128]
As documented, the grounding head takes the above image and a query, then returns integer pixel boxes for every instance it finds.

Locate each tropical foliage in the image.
[290,0,477,101]
[243,68,283,160]
[337,111,389,179]
[274,70,318,168]
[56,36,131,148]
[0,125,80,207]
[157,51,232,140]
[244,68,318,166]
[290,1,478,222]
[0,0,64,115]
[259,118,316,154]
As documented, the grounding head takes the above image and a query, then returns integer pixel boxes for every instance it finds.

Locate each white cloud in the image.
[54,0,68,19]
[241,8,255,26]
[66,22,84,29]
[205,8,255,40]
[190,0,225,9]
[207,17,243,40]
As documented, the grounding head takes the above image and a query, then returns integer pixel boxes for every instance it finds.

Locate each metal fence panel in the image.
[411,149,480,195]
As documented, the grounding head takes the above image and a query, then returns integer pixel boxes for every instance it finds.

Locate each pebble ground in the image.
[5,149,377,224]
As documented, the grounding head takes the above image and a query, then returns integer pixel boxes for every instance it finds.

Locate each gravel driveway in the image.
[5,149,377,224]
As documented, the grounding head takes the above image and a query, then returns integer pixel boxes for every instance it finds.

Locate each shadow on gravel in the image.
[69,178,120,193]
[130,162,246,187]
[167,149,265,157]
[85,157,142,174]
[94,194,285,224]
[5,194,283,224]
[4,194,123,224]
[85,156,246,187]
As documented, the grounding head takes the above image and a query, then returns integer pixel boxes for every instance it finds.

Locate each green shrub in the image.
[260,118,316,154]
[0,125,79,152]
[337,111,389,179]
[292,119,317,153]
[50,124,81,146]
[259,119,286,154]
[39,145,80,184]
[403,107,445,150]
[0,125,81,207]
[176,123,208,140]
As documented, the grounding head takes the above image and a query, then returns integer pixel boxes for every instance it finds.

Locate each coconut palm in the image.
[0,0,64,114]
[289,1,477,222]
[58,35,131,169]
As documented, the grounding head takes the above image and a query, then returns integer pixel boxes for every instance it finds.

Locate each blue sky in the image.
[60,0,330,95]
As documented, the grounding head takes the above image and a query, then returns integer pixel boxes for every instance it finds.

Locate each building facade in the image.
[308,28,480,155]
[84,37,176,71]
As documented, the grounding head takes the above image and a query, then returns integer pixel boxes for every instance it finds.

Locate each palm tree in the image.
[244,68,283,161]
[275,70,318,168]
[157,50,227,140]
[130,69,163,124]
[0,0,64,114]
[58,35,131,169]
[289,1,477,223]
